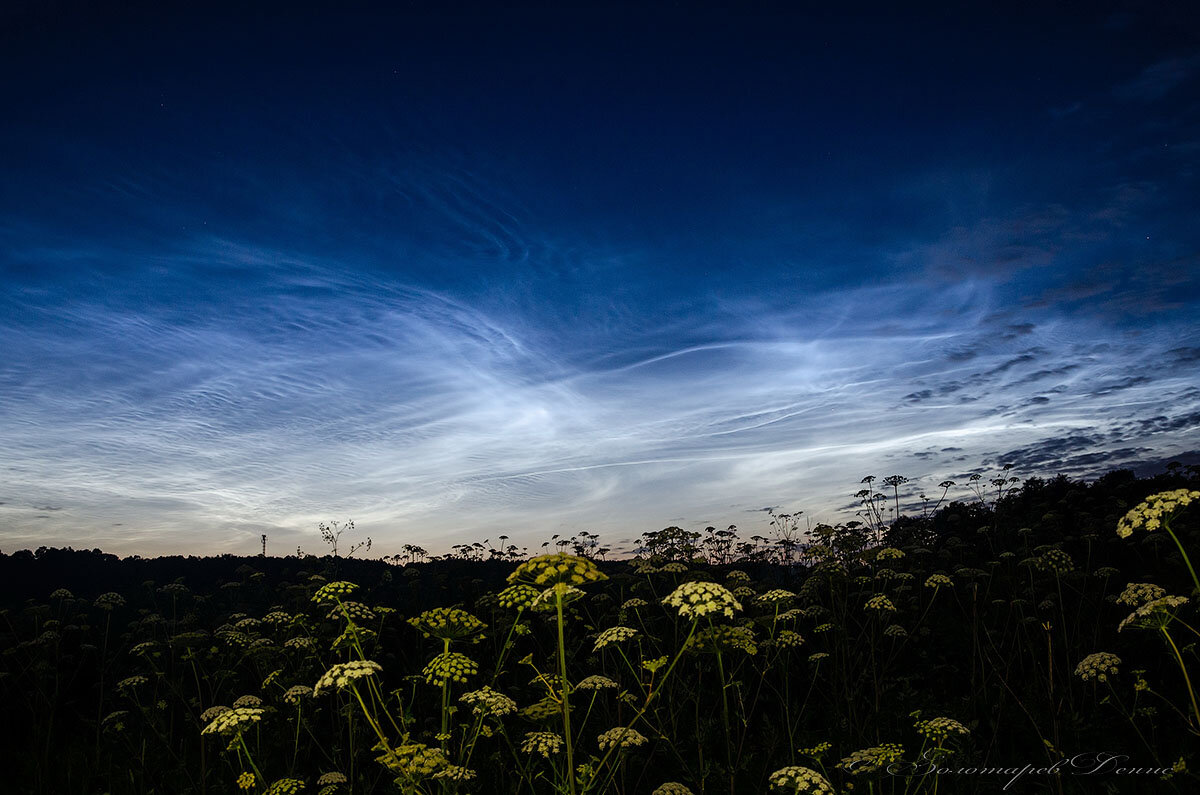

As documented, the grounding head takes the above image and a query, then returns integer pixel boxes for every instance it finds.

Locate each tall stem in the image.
[556,588,577,795]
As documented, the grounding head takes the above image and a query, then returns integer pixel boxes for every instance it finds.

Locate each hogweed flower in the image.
[1116,582,1167,607]
[686,624,757,655]
[237,772,256,790]
[201,707,265,736]
[314,660,383,695]
[376,739,448,779]
[507,553,607,587]
[915,716,970,742]
[651,784,695,795]
[311,581,358,604]
[1117,489,1200,537]
[659,562,688,573]
[521,731,564,757]
[233,695,263,708]
[117,675,148,692]
[94,592,126,610]
[1118,596,1189,632]
[200,705,231,723]
[316,773,347,786]
[837,743,905,774]
[265,779,305,795]
[864,595,897,613]
[1037,549,1074,574]
[1075,652,1121,682]
[422,652,478,686]
[498,584,539,610]
[460,686,517,716]
[432,765,477,782]
[767,766,835,794]
[884,624,908,639]
[327,601,376,623]
[776,630,805,648]
[594,625,639,651]
[598,726,648,751]
[576,674,619,691]
[662,581,742,619]
[407,607,486,642]
[283,685,313,705]
[876,547,905,561]
[924,574,952,589]
[284,636,317,652]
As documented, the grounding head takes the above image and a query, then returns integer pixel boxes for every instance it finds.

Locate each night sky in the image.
[2,1,1198,557]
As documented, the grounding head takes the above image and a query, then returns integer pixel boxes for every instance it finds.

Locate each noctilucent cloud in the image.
[1,2,1198,557]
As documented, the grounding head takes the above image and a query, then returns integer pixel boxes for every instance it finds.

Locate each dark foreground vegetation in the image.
[2,465,1200,794]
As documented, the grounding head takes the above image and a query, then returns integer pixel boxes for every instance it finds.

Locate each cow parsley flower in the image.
[202,707,265,736]
[508,553,607,587]
[837,743,905,774]
[662,581,742,619]
[460,686,517,716]
[521,731,564,757]
[594,626,639,651]
[422,652,478,686]
[314,660,383,695]
[1075,652,1121,682]
[407,607,486,642]
[1117,489,1200,538]
[914,716,970,742]
[598,726,648,751]
[311,581,358,604]
[767,766,835,794]
[1116,582,1166,607]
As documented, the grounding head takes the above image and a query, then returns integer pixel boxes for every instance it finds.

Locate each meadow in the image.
[2,466,1198,794]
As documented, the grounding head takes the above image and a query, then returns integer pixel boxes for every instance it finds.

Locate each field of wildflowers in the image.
[2,467,1199,793]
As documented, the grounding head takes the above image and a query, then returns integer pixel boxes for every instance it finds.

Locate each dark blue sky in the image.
[2,1,1198,556]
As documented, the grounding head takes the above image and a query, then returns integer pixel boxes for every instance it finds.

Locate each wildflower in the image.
[915,716,970,742]
[117,675,148,692]
[808,652,829,662]
[460,686,517,716]
[531,583,585,611]
[876,547,905,561]
[314,660,383,695]
[200,705,231,723]
[94,592,126,610]
[659,562,688,573]
[814,623,833,633]
[884,624,908,639]
[864,595,896,613]
[237,771,256,790]
[797,741,831,758]
[767,766,835,794]
[422,652,478,686]
[311,581,358,604]
[621,597,649,610]
[328,601,376,623]
[1093,566,1120,578]
[726,570,751,584]
[1118,596,1189,632]
[376,739,448,778]
[776,630,805,648]
[1116,582,1166,607]
[265,778,305,794]
[50,588,74,600]
[316,773,347,786]
[407,607,486,642]
[594,625,639,651]
[733,585,757,599]
[285,636,317,652]
[778,608,803,621]
[201,707,265,736]
[1075,652,1121,682]
[233,695,263,708]
[130,641,157,657]
[598,726,648,751]
[102,710,130,733]
[837,743,905,774]
[508,553,607,587]
[1117,489,1200,538]
[662,581,742,619]
[498,584,540,610]
[433,765,477,782]
[687,624,758,655]
[924,574,952,589]
[651,784,695,795]
[235,617,262,631]
[521,731,564,757]
[284,685,313,704]
[1037,549,1074,574]
[576,674,619,690]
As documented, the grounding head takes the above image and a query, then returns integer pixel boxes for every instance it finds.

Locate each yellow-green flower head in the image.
[235,617,261,631]
[864,595,897,612]
[662,581,742,619]
[1037,549,1074,574]
[50,588,74,600]
[767,765,835,794]
[284,685,313,704]
[262,669,283,689]
[1117,489,1200,538]
[777,630,805,648]
[686,624,758,655]
[233,695,263,708]
[200,705,231,723]
[576,674,619,691]
[263,611,293,625]
[876,547,906,561]
[1075,652,1121,682]
[507,553,608,587]
[924,574,952,589]
[1116,582,1166,607]
[376,740,448,779]
[314,660,383,695]
[237,771,256,790]
[521,731,564,757]
[265,779,305,795]
[422,652,479,686]
[837,744,905,774]
[732,585,757,599]
[94,592,126,610]
[725,570,751,584]
[117,675,148,692]
[651,783,695,795]
[432,765,477,782]
[884,624,908,639]
[407,607,486,642]
[316,773,347,786]
[758,589,797,605]
[531,583,585,611]
[915,717,970,742]
[327,601,376,623]
[1092,566,1120,578]
[129,641,156,657]
[797,741,832,759]
[284,636,317,651]
[598,726,649,751]
[594,625,640,651]
[498,584,540,610]
[659,562,688,573]
[814,623,833,633]
[311,581,358,605]
[621,597,649,610]
[1118,596,1189,632]
[201,707,266,736]
[808,652,829,663]
[460,686,517,717]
